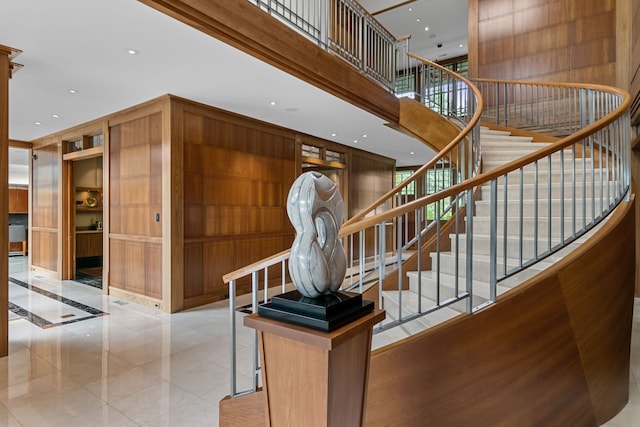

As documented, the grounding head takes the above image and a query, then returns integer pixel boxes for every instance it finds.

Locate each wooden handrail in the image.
[222,249,290,284]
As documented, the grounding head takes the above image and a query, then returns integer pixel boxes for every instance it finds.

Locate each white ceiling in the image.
[1,0,467,178]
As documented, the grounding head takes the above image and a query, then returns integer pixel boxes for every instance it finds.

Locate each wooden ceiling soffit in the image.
[137,0,400,124]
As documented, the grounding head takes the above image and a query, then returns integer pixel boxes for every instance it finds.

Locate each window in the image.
[394,169,415,195]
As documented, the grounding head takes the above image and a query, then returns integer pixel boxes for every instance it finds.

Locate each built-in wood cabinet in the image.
[8,187,27,213]
[76,232,103,258]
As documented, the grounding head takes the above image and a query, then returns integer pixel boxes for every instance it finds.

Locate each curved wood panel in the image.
[365,197,635,427]
[390,98,462,152]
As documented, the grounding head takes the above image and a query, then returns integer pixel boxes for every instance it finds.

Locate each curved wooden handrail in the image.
[344,53,484,225]
[340,82,631,237]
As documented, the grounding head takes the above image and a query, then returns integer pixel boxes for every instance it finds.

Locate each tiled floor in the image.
[2,256,639,426]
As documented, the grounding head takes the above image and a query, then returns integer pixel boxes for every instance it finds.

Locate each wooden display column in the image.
[244,309,385,427]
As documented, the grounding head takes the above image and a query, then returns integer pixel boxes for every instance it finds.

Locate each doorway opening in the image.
[70,156,104,288]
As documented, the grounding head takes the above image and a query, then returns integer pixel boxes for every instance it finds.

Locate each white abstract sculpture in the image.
[287,172,347,298]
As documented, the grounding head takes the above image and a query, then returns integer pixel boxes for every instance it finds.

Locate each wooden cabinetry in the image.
[8,188,27,213]
[76,232,103,258]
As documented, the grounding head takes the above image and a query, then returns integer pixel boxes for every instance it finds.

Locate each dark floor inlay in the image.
[8,277,108,328]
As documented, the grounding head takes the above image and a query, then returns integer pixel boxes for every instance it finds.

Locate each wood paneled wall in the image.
[25,94,396,312]
[177,99,297,308]
[469,0,617,85]
[31,144,60,272]
[109,111,163,301]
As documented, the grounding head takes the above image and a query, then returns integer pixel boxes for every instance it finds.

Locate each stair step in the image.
[428,251,553,283]
[469,215,595,239]
[484,156,593,170]
[479,181,619,199]
[473,197,609,217]
[376,289,463,343]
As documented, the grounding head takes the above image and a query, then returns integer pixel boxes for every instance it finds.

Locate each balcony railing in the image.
[248,0,398,90]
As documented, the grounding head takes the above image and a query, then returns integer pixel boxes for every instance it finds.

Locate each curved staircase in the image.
[376,125,612,347]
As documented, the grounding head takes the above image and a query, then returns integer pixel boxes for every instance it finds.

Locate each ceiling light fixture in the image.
[362,134,367,138]
[52,114,60,118]
[353,140,358,144]
[269,101,277,106]
[460,44,464,48]
[68,89,78,94]
[416,18,421,22]
[410,151,415,155]
[34,121,42,125]
[127,49,139,55]
[331,133,337,137]
[425,27,429,32]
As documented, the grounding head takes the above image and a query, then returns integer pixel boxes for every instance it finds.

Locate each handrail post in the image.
[489,179,498,303]
[465,188,474,314]
[229,279,237,397]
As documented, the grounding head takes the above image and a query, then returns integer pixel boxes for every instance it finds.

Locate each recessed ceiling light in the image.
[52,114,60,118]
[425,27,429,32]
[362,134,367,138]
[408,7,412,12]
[269,101,277,106]
[460,44,464,48]
[331,133,337,137]
[416,18,421,22]
[127,49,139,55]
[353,140,358,144]
[68,89,78,94]
[34,121,42,125]
[410,151,415,155]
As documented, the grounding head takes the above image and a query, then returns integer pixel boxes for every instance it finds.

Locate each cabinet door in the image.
[76,234,90,258]
[90,233,103,257]
[8,188,28,213]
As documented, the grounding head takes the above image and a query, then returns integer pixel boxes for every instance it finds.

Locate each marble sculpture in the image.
[287,172,347,298]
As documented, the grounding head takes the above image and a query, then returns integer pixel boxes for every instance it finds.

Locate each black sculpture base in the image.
[257,290,374,332]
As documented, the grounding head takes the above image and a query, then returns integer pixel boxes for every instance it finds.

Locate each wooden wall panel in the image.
[31,143,60,273]
[109,111,163,301]
[31,230,58,272]
[179,102,297,307]
[176,98,394,307]
[145,244,163,300]
[470,0,618,86]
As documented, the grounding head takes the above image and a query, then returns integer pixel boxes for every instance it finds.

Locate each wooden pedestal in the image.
[244,309,385,427]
